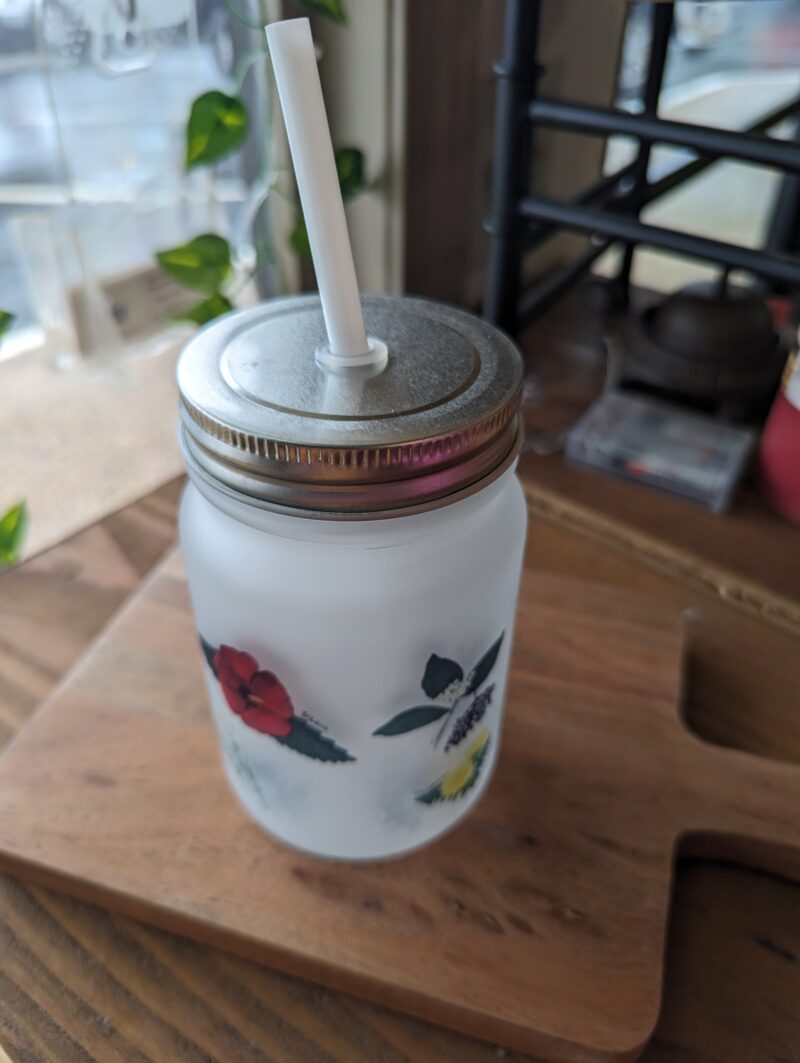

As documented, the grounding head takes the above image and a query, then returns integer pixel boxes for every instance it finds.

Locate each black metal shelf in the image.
[485,0,800,333]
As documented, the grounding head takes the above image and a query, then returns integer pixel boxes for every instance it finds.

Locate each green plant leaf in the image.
[335,147,365,198]
[289,213,312,260]
[186,91,249,169]
[422,655,464,699]
[0,501,27,568]
[287,148,364,261]
[277,717,355,762]
[295,0,346,24]
[464,633,504,695]
[176,292,234,326]
[373,705,449,737]
[0,311,14,338]
[156,234,232,294]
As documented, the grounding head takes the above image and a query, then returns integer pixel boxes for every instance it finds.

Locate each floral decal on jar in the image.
[200,638,355,763]
[372,632,504,749]
[445,684,495,751]
[214,645,293,736]
[416,731,491,804]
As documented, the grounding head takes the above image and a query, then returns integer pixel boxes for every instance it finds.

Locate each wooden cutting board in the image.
[0,551,798,1063]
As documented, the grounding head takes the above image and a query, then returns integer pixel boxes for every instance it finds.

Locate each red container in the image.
[759,352,800,524]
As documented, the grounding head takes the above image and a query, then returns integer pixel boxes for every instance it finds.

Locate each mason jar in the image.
[177,294,526,860]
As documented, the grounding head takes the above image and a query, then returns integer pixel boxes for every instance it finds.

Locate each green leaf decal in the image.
[199,636,218,676]
[0,501,26,568]
[416,784,440,805]
[335,147,365,198]
[156,234,232,294]
[277,717,355,762]
[422,655,463,699]
[464,633,504,695]
[0,311,15,338]
[295,0,346,23]
[175,292,234,326]
[186,91,249,169]
[373,705,449,737]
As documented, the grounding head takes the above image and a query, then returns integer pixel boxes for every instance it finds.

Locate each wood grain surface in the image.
[520,452,800,637]
[0,555,684,1061]
[0,483,799,1062]
[0,480,183,750]
[1,545,800,1060]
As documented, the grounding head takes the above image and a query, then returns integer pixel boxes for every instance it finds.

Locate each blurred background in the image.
[1,0,799,563]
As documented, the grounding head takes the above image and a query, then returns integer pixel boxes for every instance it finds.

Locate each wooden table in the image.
[1,475,799,1063]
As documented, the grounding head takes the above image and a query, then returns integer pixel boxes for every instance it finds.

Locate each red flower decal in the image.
[213,645,294,737]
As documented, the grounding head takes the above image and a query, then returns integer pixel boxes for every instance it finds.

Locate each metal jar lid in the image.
[177,293,524,517]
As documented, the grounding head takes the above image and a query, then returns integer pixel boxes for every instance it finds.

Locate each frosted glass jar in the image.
[180,465,526,860]
[177,294,526,860]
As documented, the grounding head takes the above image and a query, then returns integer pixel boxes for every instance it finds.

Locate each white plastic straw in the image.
[266,18,369,362]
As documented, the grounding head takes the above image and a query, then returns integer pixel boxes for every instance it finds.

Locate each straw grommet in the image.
[315,336,389,372]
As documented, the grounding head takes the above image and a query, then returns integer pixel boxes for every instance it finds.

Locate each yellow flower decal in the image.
[440,760,475,799]
[467,730,490,760]
[417,729,491,805]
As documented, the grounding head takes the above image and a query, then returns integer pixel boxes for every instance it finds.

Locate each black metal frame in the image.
[485,0,800,333]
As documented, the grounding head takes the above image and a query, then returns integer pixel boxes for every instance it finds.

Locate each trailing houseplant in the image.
[0,313,25,570]
[0,502,26,569]
[156,0,366,324]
